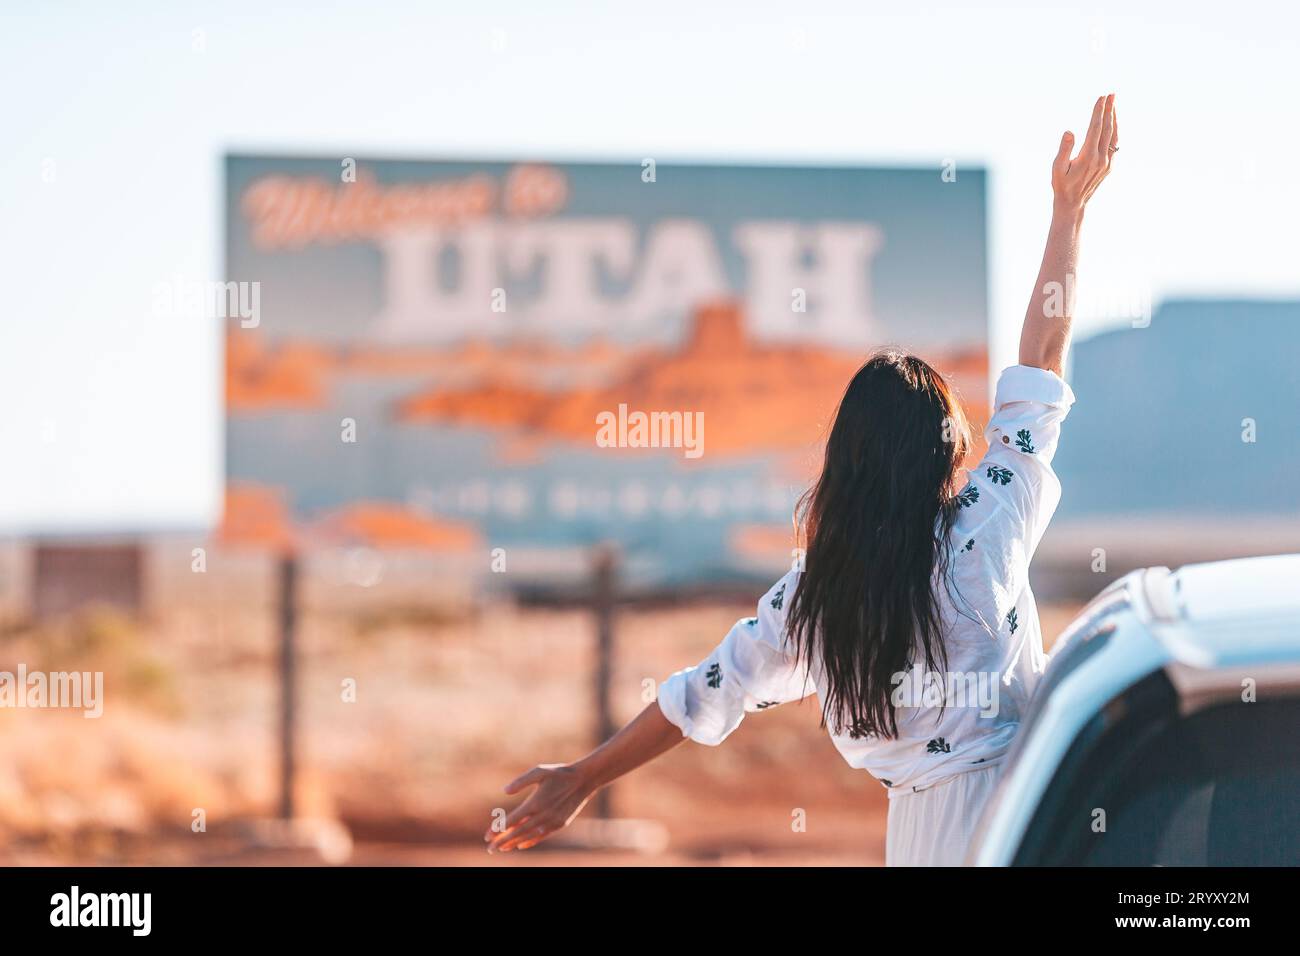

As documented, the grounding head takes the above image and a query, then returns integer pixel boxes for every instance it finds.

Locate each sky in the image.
[1,0,1297,533]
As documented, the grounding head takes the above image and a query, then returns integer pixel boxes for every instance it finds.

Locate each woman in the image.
[486,94,1119,865]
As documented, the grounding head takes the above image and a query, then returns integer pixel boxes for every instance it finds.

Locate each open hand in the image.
[1052,94,1118,212]
[484,763,596,853]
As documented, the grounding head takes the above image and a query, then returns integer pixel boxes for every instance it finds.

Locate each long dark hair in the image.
[786,350,971,740]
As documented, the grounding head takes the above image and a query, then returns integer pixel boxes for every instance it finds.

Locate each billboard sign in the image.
[224,156,988,587]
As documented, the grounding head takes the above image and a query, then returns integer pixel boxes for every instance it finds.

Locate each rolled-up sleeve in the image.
[657,570,815,746]
[972,364,1076,551]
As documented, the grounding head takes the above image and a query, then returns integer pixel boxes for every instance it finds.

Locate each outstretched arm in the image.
[1019,93,1118,375]
[487,572,809,853]
[484,701,684,853]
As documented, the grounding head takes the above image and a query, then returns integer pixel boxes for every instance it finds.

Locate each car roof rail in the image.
[1139,565,1179,622]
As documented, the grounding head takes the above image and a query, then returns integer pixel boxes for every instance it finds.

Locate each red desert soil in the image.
[0,595,1082,866]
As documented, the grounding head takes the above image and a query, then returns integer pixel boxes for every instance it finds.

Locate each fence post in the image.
[277,553,298,821]
[592,545,617,819]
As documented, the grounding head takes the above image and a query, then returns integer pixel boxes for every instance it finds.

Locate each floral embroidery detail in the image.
[962,538,975,552]
[881,779,893,788]
[1006,608,1019,634]
[705,662,723,688]
[986,464,1013,485]
[956,484,980,508]
[926,737,951,754]
[1015,428,1035,454]
[754,700,780,710]
[743,616,757,628]
[770,582,786,611]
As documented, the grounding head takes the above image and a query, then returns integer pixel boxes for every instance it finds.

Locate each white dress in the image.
[657,364,1076,865]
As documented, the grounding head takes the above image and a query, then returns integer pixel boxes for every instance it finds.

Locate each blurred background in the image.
[0,1,1297,866]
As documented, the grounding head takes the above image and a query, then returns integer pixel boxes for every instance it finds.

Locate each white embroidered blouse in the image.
[657,364,1077,796]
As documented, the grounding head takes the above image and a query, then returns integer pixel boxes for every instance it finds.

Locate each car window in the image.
[1015,677,1300,866]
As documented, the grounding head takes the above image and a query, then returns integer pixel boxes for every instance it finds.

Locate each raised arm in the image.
[1019,94,1118,375]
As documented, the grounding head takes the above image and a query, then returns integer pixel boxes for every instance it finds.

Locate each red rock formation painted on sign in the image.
[395,302,989,460]
[226,330,332,411]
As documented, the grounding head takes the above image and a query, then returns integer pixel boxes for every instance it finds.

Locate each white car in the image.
[968,553,1300,866]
